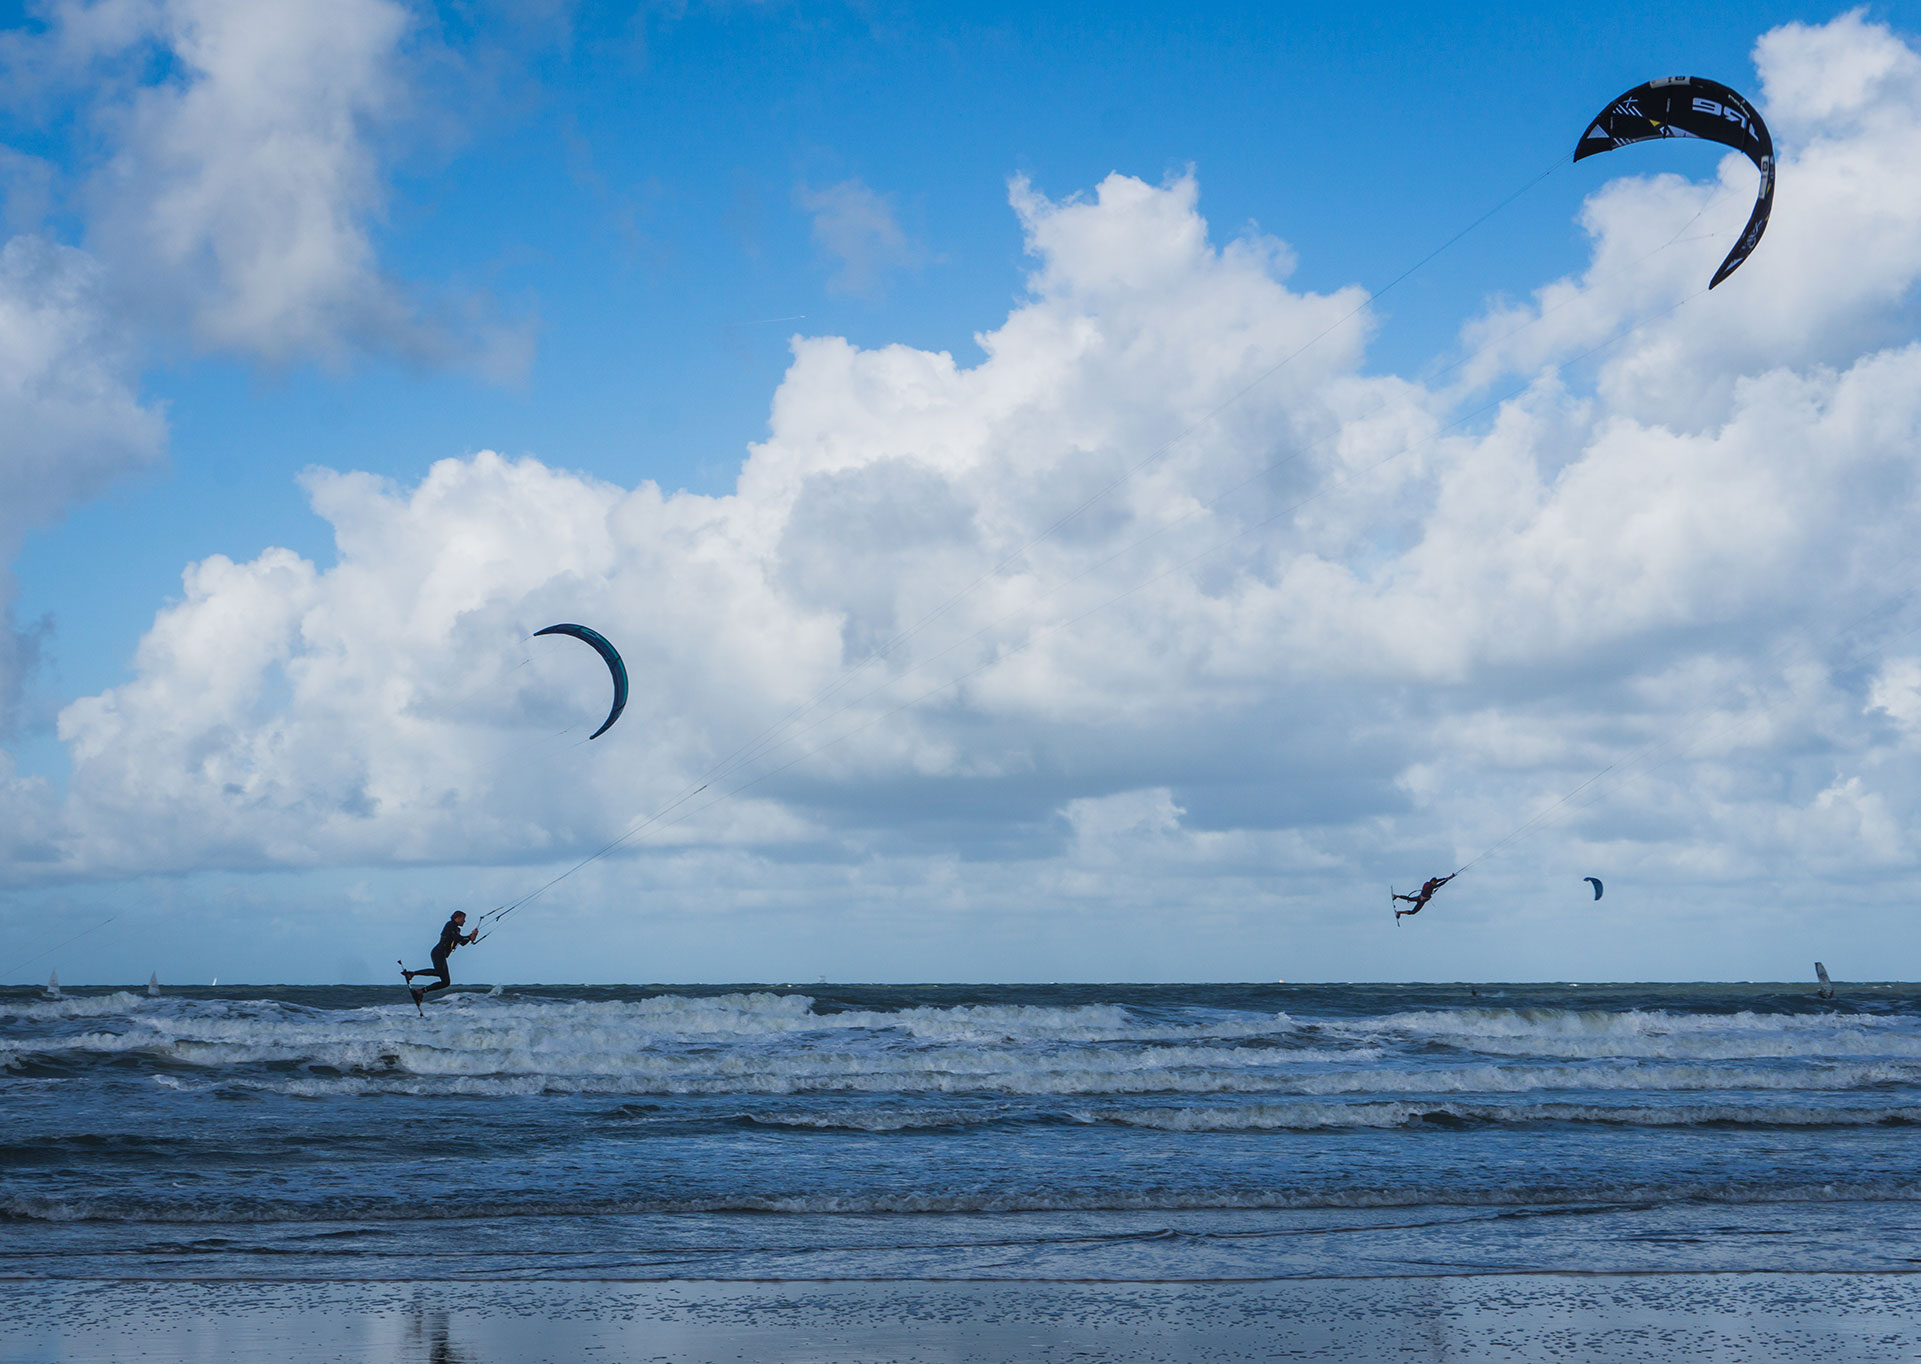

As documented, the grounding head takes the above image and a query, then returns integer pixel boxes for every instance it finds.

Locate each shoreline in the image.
[9,1272,1921,1363]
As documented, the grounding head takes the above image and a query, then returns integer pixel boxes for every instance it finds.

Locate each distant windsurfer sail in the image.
[147,972,160,997]
[1815,961,1834,1000]
[1391,873,1456,923]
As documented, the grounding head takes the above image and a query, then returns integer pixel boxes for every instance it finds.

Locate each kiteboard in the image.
[398,960,424,1016]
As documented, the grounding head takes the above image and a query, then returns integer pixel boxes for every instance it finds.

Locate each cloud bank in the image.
[12,12,1921,980]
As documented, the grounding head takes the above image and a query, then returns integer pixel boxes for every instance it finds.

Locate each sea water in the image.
[4,981,1919,1282]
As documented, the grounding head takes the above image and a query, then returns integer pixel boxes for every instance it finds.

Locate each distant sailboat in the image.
[147,973,161,997]
[1815,962,1835,1001]
[44,970,61,999]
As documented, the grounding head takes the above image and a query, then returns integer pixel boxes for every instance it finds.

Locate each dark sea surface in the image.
[5,981,1920,1284]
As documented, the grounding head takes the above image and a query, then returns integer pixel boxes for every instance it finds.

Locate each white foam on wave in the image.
[1322,1007,1921,1062]
[1,992,148,1022]
[1081,1099,1921,1132]
[8,993,1920,1111]
[3,991,1308,1082]
[125,1050,1921,1102]
[5,990,1294,1043]
[1285,1059,1921,1097]
[137,1043,1391,1099]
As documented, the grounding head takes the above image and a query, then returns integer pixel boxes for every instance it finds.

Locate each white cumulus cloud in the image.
[3,0,523,370]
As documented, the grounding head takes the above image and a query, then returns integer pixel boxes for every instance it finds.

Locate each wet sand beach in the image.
[7,1274,1921,1363]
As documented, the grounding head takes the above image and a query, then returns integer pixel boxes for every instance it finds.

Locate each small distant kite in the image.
[535,623,628,740]
[1583,877,1604,901]
[1574,76,1774,288]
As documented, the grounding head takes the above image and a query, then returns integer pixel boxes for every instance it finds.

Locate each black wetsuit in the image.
[410,919,467,996]
[1393,875,1454,919]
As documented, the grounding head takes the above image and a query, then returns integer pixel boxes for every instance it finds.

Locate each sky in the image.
[4,1,1921,985]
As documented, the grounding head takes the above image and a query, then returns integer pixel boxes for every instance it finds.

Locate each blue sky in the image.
[6,1,1921,985]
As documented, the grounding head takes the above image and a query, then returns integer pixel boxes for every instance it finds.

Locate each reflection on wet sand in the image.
[405,1305,471,1364]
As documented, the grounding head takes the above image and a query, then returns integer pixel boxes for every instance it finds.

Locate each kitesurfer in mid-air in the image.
[1392,874,1455,923]
[403,911,478,1005]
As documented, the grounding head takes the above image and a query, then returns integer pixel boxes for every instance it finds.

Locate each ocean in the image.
[6,979,1919,1291]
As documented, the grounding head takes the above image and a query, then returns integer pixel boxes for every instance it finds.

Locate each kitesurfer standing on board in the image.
[404,911,477,1005]
[1392,874,1455,923]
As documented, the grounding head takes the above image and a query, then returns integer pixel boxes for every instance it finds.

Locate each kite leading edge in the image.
[1574,75,1774,288]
